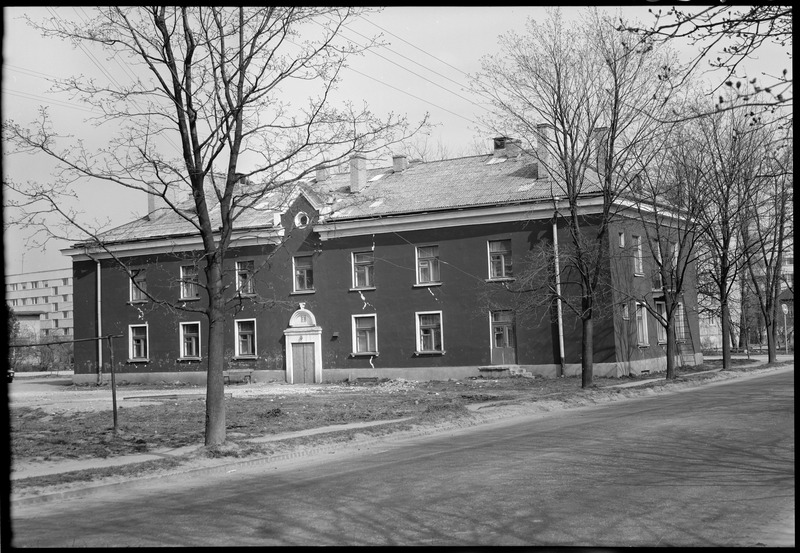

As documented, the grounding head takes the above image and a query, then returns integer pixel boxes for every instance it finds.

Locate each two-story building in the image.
[64,139,701,384]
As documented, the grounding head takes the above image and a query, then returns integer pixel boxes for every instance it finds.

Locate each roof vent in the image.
[392,154,409,173]
[493,136,522,158]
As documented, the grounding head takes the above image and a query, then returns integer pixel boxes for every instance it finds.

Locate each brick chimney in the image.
[349,154,366,192]
[536,124,552,180]
[593,127,608,177]
[392,154,409,173]
[315,163,330,182]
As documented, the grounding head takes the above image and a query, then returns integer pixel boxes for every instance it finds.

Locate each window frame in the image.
[293,255,315,293]
[129,268,148,303]
[655,301,668,344]
[234,318,257,358]
[487,239,514,280]
[622,302,630,320]
[128,323,149,361]
[351,251,376,290]
[618,232,625,248]
[351,314,378,355]
[179,321,202,360]
[415,245,442,286]
[415,310,444,354]
[635,302,649,347]
[675,302,688,342]
[633,235,644,276]
[236,260,255,296]
[180,264,201,301]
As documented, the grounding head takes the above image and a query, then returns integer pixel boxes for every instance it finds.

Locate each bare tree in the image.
[621,5,792,118]
[741,126,793,362]
[626,120,706,380]
[472,8,682,387]
[693,102,775,369]
[3,7,420,446]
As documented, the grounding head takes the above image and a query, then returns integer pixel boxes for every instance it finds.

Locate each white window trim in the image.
[487,239,514,281]
[618,232,625,248]
[180,265,200,301]
[351,251,376,290]
[415,310,444,355]
[179,321,202,360]
[129,269,147,303]
[292,255,315,293]
[635,302,649,347]
[351,313,379,356]
[128,323,149,362]
[415,245,442,286]
[234,318,257,358]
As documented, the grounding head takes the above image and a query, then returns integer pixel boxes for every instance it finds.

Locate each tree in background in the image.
[741,126,793,363]
[472,8,682,387]
[3,7,420,446]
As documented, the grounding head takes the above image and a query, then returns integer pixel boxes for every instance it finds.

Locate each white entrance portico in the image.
[284,303,322,383]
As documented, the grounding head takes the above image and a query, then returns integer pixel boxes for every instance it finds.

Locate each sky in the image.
[2,6,790,276]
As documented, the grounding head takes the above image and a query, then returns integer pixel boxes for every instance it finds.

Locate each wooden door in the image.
[292,343,315,383]
[491,311,517,365]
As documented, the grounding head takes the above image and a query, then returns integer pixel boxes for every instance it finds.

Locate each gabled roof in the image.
[75,152,603,248]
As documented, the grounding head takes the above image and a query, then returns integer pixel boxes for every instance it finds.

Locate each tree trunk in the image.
[665,325,677,380]
[720,301,731,370]
[581,317,593,388]
[204,261,227,446]
[766,316,778,364]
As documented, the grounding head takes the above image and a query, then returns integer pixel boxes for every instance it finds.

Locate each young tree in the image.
[3,7,419,446]
[741,126,793,362]
[627,119,706,380]
[472,8,681,387]
[693,103,774,369]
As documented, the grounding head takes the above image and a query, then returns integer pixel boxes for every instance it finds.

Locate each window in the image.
[670,242,679,269]
[618,232,625,248]
[416,311,443,353]
[129,324,149,360]
[236,261,255,295]
[63,278,69,286]
[352,251,375,289]
[180,265,200,300]
[491,310,515,348]
[633,235,643,275]
[622,302,630,320]
[488,240,513,279]
[293,255,314,292]
[416,245,440,284]
[352,314,378,354]
[180,322,201,359]
[63,295,68,301]
[62,311,68,319]
[655,301,667,343]
[635,303,649,346]
[235,319,256,357]
[675,303,688,341]
[130,269,147,302]
[294,211,310,229]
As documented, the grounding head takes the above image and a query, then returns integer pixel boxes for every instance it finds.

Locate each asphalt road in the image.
[11,369,794,547]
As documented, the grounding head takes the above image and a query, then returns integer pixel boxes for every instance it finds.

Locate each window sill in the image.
[413,282,442,288]
[290,290,315,295]
[637,344,649,348]
[349,287,376,292]
[127,300,148,305]
[634,273,644,278]
[485,277,515,283]
[177,357,202,362]
[237,293,256,298]
[350,352,379,357]
[232,356,258,361]
[180,297,201,302]
[126,358,149,363]
[414,350,445,356]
